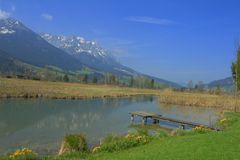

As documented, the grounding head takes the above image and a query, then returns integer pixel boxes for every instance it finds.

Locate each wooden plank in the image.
[129,111,161,118]
[129,111,220,131]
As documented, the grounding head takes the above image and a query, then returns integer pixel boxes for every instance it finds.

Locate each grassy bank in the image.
[159,89,240,111]
[0,78,159,99]
[43,112,239,160]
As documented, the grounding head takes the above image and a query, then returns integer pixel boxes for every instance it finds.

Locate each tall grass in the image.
[159,89,240,111]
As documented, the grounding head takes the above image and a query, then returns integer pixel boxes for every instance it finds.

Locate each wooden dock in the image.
[129,111,220,131]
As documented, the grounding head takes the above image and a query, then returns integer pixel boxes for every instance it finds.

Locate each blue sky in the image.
[0,0,240,84]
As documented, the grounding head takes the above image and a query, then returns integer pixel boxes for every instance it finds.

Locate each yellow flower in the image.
[9,148,35,159]
[220,118,227,124]
[194,125,206,131]
[125,133,136,139]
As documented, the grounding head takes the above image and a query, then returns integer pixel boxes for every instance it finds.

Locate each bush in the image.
[135,128,149,136]
[59,134,88,155]
[101,134,122,144]
[155,130,169,138]
[170,129,196,136]
[93,131,151,153]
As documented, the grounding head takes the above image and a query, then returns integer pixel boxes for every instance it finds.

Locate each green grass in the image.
[40,112,240,160]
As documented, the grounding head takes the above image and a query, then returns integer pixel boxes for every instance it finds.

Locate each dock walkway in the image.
[129,111,220,131]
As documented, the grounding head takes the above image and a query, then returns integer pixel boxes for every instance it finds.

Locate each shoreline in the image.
[0,93,156,100]
[0,78,160,100]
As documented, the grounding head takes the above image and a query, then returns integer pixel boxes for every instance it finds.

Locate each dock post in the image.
[180,124,186,130]
[131,114,134,123]
[153,119,157,124]
[142,117,146,125]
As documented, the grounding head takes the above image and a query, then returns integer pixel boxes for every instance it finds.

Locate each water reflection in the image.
[0,96,220,154]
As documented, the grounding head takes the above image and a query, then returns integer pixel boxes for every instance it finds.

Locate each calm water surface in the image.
[0,96,221,154]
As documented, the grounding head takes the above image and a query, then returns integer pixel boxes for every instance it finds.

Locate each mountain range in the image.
[40,33,139,76]
[0,17,180,87]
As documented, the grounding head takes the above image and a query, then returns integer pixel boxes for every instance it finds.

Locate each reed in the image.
[159,89,240,111]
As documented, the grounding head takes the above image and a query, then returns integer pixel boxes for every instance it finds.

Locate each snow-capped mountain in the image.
[41,34,109,58]
[41,33,138,76]
[0,18,29,34]
[0,18,17,34]
[0,18,84,70]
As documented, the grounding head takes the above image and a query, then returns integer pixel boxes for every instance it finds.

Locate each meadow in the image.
[0,78,159,99]
[159,89,240,111]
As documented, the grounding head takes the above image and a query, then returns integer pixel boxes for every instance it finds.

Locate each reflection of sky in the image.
[0,97,221,154]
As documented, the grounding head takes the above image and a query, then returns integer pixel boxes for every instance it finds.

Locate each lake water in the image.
[0,96,221,155]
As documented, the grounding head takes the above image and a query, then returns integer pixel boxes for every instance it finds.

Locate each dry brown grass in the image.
[2,78,239,111]
[0,78,159,99]
[159,89,240,111]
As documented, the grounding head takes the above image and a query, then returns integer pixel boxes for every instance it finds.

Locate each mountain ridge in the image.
[0,17,180,88]
[0,18,85,70]
[208,77,234,90]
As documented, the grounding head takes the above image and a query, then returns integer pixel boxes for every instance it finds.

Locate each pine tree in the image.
[130,76,134,87]
[151,79,154,89]
[83,74,88,84]
[63,74,69,82]
[93,76,98,84]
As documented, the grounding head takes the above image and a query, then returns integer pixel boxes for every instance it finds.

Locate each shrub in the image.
[59,134,87,155]
[94,132,151,153]
[135,128,149,136]
[170,129,196,136]
[101,134,122,144]
[155,130,169,138]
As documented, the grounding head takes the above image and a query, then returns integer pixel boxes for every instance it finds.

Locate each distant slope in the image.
[142,74,181,88]
[0,18,84,70]
[208,77,234,89]
[41,33,181,88]
[0,49,40,74]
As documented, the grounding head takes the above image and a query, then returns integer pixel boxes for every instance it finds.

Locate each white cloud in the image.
[41,13,53,21]
[126,16,175,25]
[0,9,10,19]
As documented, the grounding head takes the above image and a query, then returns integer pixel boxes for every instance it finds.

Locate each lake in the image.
[0,96,221,155]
